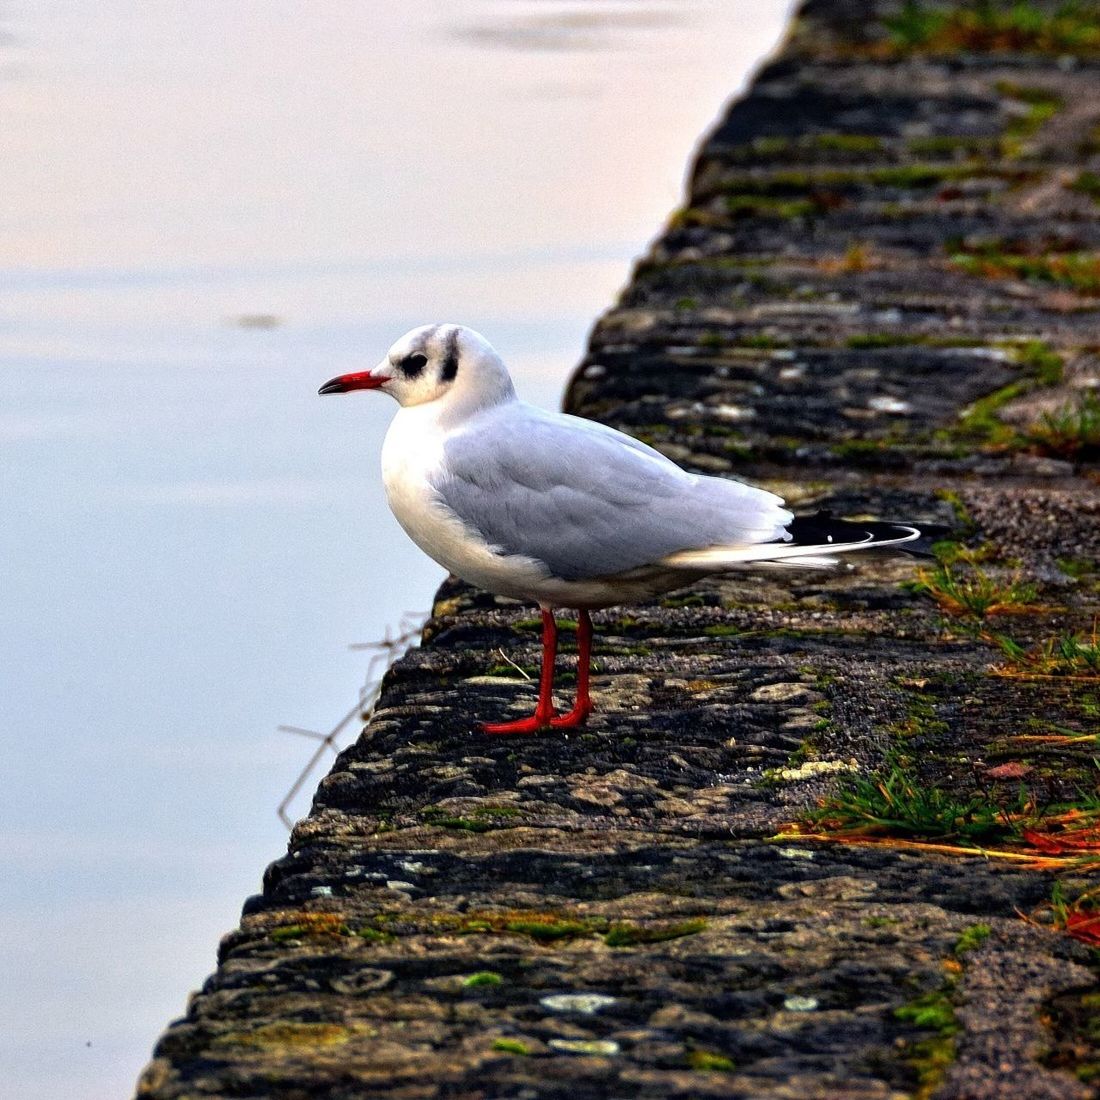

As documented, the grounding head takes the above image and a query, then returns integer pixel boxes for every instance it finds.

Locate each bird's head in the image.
[319,324,515,413]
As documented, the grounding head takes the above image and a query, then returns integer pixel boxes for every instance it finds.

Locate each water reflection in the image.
[453,3,687,52]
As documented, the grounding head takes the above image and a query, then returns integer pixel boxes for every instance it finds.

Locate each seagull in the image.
[320,324,924,735]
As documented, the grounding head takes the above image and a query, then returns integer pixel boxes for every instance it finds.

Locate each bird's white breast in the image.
[380,405,547,600]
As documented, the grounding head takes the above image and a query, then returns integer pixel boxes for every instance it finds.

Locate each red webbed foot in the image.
[549,701,592,729]
[480,711,557,736]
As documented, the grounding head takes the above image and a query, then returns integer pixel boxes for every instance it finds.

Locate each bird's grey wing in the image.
[436,408,791,581]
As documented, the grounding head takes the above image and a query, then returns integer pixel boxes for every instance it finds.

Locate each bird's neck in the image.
[434,375,518,430]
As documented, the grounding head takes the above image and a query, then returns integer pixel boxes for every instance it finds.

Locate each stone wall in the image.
[137,2,1100,1096]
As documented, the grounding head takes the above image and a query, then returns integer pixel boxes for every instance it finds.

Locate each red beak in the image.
[318,370,391,395]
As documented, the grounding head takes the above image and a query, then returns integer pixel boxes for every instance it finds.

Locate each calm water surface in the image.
[0,2,791,1095]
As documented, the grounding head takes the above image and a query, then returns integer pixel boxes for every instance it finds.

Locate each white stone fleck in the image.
[776,847,816,861]
[540,992,618,1014]
[385,880,418,892]
[711,403,756,422]
[750,682,820,704]
[775,759,857,782]
[667,402,707,419]
[868,395,912,414]
[309,885,334,898]
[398,860,428,875]
[946,346,1013,362]
[547,1039,621,1056]
[784,995,819,1012]
[582,364,607,379]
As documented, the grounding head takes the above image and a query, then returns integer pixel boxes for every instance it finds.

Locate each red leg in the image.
[481,608,559,735]
[551,609,594,728]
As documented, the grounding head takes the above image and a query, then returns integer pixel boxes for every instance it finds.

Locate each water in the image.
[0,2,792,1096]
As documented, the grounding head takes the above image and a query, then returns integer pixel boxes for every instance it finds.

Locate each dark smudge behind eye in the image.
[441,328,460,382]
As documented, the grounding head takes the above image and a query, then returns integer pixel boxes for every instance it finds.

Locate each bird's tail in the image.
[661,510,944,570]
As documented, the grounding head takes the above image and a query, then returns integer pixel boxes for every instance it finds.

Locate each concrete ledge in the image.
[137,2,1100,1096]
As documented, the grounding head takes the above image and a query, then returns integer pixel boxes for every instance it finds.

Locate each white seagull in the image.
[320,324,922,735]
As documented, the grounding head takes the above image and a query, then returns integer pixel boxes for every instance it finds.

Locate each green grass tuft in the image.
[909,559,1039,619]
[992,630,1100,678]
[812,761,1007,841]
[1027,392,1100,459]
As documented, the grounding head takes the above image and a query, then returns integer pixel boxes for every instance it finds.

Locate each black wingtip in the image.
[787,510,951,558]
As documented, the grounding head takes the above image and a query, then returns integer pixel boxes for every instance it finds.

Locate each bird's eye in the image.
[398,353,428,377]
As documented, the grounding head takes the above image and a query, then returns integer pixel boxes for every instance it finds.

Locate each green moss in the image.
[1070,170,1100,203]
[951,249,1100,295]
[953,379,1030,445]
[463,971,504,988]
[1014,339,1064,384]
[735,332,787,349]
[909,1033,959,1100]
[451,910,607,941]
[725,194,821,219]
[724,133,884,162]
[997,82,1064,140]
[846,332,923,349]
[882,1,1100,56]
[357,926,396,944]
[1057,557,1096,579]
[504,917,600,940]
[749,136,792,156]
[661,594,706,608]
[215,1022,350,1049]
[907,135,993,157]
[703,624,740,637]
[421,812,494,833]
[484,663,537,677]
[604,919,707,947]
[492,1038,531,1055]
[889,691,950,740]
[934,489,974,534]
[812,133,884,153]
[830,438,889,458]
[954,923,992,955]
[723,164,980,199]
[422,805,522,832]
[688,1050,735,1072]
[270,915,351,941]
[509,614,574,633]
[896,991,958,1033]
